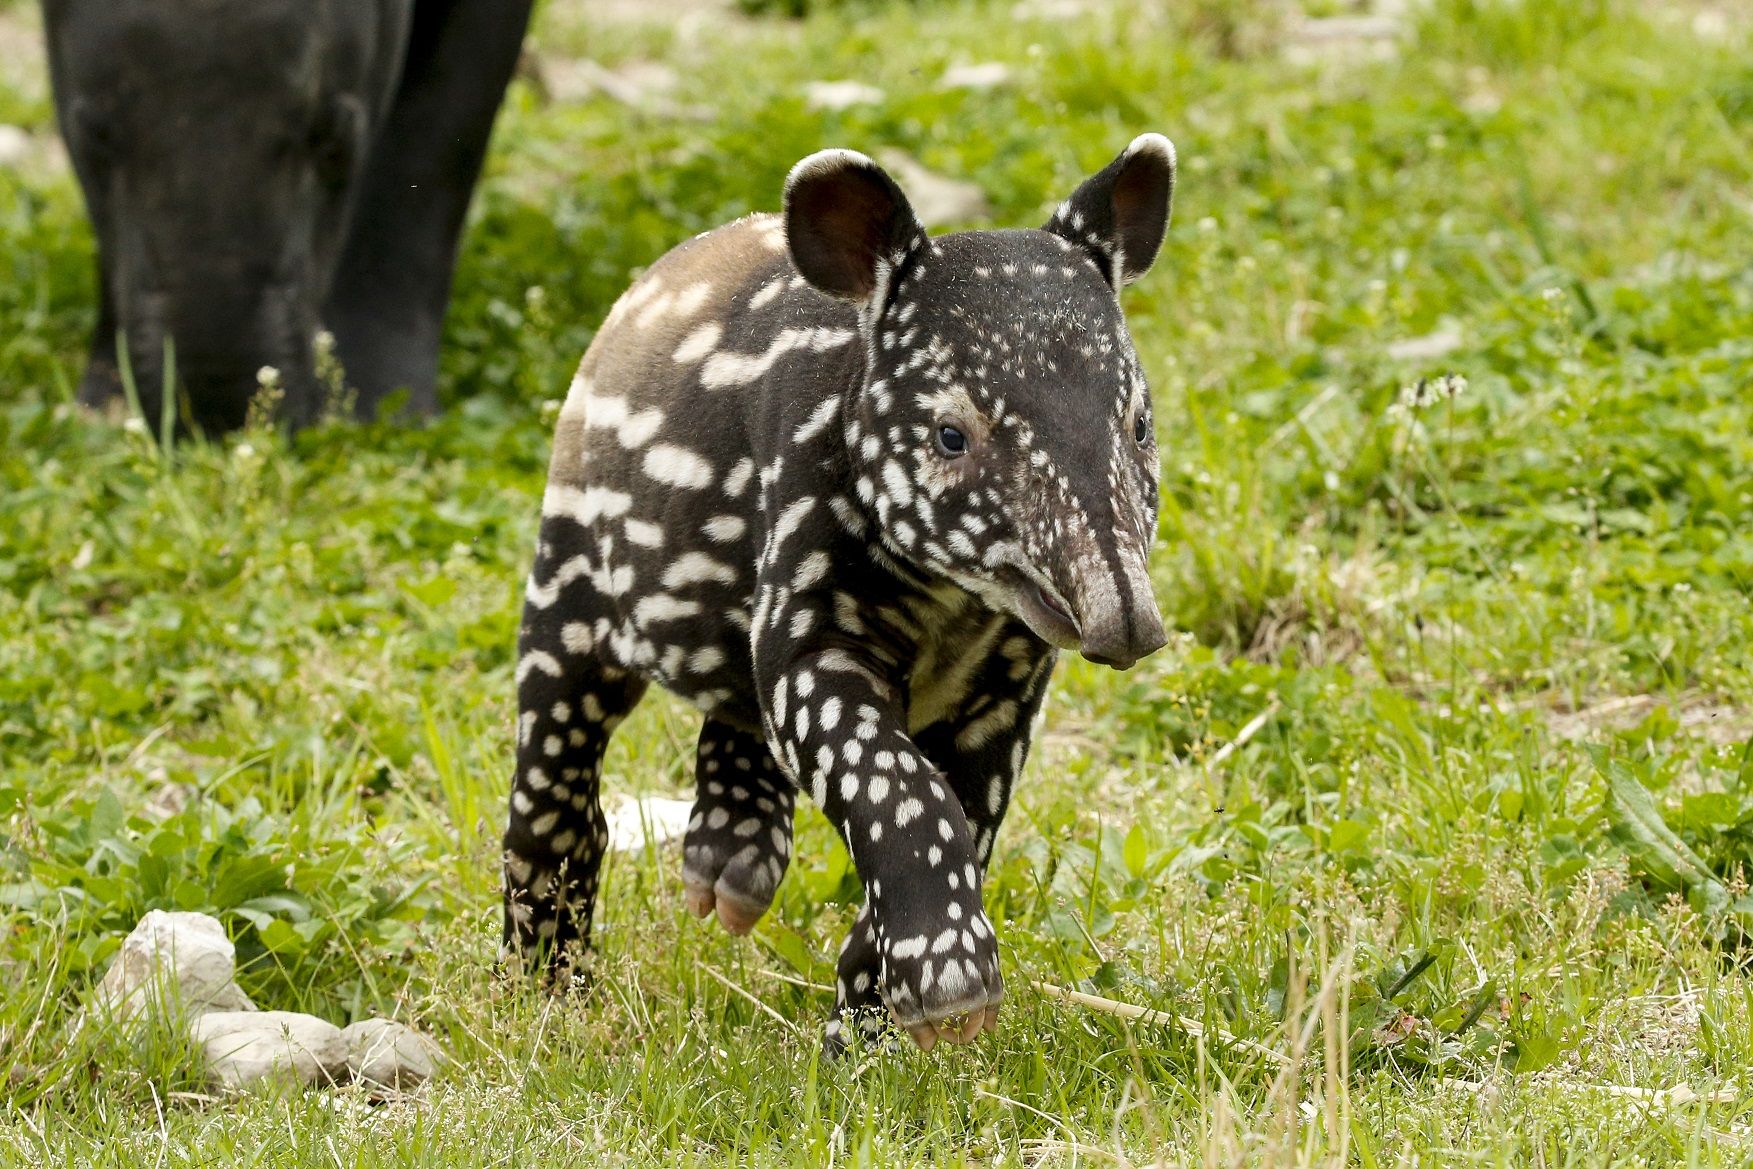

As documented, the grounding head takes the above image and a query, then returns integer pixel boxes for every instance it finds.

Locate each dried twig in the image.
[1204,696,1282,774]
[1448,1078,1741,1107]
[1032,982,1292,1068]
[751,968,834,995]
[700,965,801,1037]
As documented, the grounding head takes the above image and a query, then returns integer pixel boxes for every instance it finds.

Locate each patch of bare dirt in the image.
[1544,692,1752,746]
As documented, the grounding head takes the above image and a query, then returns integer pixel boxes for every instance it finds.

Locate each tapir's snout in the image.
[1078,607,1167,671]
[1068,549,1167,672]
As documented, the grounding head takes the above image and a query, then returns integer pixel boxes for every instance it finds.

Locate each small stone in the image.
[529,55,707,119]
[605,794,695,852]
[939,63,1011,91]
[142,779,194,821]
[1692,9,1731,41]
[873,149,990,227]
[0,125,29,169]
[193,1011,349,1090]
[1386,326,1463,362]
[1010,0,1090,20]
[86,910,254,1029]
[803,80,885,112]
[341,1019,444,1089]
[1282,15,1402,67]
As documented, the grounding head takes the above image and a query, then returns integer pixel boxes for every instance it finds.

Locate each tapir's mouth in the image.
[1009,579,1081,651]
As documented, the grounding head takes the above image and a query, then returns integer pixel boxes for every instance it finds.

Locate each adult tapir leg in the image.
[323,0,535,418]
[75,264,122,410]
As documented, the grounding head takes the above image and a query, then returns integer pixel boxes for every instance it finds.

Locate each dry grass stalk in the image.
[1032,981,1292,1069]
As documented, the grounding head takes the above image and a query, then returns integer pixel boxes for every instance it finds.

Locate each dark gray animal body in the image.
[42,0,533,432]
[503,139,1177,1050]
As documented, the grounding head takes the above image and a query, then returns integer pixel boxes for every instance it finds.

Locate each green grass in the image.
[5,0,1753,1162]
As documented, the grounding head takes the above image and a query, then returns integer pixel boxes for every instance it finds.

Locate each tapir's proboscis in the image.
[503,137,1177,1052]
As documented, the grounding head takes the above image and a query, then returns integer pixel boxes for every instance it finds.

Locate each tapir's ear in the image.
[1044,134,1176,288]
[784,149,926,303]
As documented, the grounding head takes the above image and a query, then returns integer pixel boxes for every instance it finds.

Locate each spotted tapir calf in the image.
[503,136,1176,1051]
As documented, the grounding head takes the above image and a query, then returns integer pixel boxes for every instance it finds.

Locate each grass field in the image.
[5,0,1753,1162]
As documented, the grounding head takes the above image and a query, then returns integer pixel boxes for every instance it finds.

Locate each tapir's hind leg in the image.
[682,720,796,935]
[501,550,647,980]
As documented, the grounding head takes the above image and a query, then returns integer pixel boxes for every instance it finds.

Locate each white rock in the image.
[1010,0,1093,20]
[341,1019,444,1089]
[803,80,885,112]
[1282,15,1402,67]
[531,55,708,120]
[874,149,990,227]
[1693,9,1732,41]
[1386,326,1463,361]
[192,1011,349,1090]
[0,125,29,169]
[939,62,1012,91]
[86,910,254,1028]
[605,794,695,852]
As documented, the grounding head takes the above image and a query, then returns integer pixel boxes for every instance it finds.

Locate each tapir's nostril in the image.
[1035,585,1075,630]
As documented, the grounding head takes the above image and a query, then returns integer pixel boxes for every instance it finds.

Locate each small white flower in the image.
[1397,374,1467,411]
[1399,379,1439,410]
[256,365,282,390]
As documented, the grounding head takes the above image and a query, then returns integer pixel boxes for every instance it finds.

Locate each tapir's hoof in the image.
[682,875,771,936]
[895,1003,1000,1051]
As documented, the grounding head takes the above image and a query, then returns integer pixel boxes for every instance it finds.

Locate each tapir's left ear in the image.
[1044,134,1176,288]
[784,149,927,304]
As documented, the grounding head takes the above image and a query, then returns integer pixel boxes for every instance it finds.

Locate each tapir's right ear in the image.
[784,149,926,303]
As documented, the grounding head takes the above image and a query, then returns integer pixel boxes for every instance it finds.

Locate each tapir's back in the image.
[537,213,862,726]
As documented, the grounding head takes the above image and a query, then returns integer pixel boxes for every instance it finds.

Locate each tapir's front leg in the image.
[821,638,1054,1052]
[755,641,1003,1049]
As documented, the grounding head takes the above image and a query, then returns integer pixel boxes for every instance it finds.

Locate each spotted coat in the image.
[503,135,1177,1051]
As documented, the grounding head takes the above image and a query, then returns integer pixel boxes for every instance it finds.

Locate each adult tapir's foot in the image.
[682,720,796,935]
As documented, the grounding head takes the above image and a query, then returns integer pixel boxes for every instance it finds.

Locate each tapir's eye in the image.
[936,425,968,458]
[1133,413,1151,445]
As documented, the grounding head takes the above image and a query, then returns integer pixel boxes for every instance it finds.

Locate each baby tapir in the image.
[503,135,1177,1051]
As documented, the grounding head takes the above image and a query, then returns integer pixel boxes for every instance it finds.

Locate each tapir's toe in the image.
[681,868,775,935]
[712,884,770,935]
